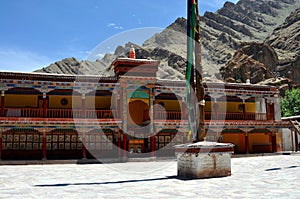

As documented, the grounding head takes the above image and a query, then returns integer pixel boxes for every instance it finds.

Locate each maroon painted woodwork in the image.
[112,58,160,77]
[42,136,47,160]
[272,134,277,153]
[82,143,87,159]
[118,131,121,157]
[245,134,249,154]
[81,97,86,118]
[1,95,5,117]
[43,98,47,118]
[150,136,156,157]
[123,134,127,157]
[0,136,2,160]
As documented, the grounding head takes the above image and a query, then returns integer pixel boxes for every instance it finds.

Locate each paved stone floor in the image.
[0,155,300,198]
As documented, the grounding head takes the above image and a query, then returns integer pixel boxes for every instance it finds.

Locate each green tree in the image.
[281,88,300,117]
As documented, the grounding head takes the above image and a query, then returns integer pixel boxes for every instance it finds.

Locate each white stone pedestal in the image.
[175,141,234,179]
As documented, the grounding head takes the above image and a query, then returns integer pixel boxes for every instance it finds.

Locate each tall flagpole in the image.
[186,0,205,142]
[194,0,205,141]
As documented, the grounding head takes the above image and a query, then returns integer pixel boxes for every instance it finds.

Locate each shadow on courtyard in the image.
[265,165,299,171]
[34,175,209,187]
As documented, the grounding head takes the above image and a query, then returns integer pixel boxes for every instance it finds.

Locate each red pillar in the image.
[123,134,127,157]
[82,132,87,159]
[0,132,2,160]
[117,130,121,157]
[245,133,249,154]
[213,102,219,120]
[82,94,86,118]
[150,136,156,157]
[266,103,274,121]
[42,131,47,160]
[43,93,47,118]
[183,102,187,120]
[1,91,5,117]
[272,133,277,153]
[242,104,246,120]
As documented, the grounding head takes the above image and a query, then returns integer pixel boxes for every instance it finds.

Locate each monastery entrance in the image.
[127,99,150,154]
[128,99,150,126]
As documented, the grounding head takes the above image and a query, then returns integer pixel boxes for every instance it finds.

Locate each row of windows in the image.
[2,132,114,151]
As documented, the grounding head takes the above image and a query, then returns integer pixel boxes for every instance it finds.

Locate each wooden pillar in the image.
[150,136,156,157]
[291,128,295,152]
[121,87,127,158]
[42,129,47,160]
[213,102,219,120]
[81,131,87,159]
[245,132,249,154]
[116,93,120,119]
[82,93,86,118]
[43,93,47,118]
[149,87,155,156]
[123,134,127,157]
[80,128,89,160]
[0,131,2,160]
[117,130,121,157]
[122,87,127,135]
[1,90,5,117]
[295,129,299,152]
[270,104,275,121]
[271,132,277,153]
[242,104,246,120]
[183,102,187,120]
[266,99,274,121]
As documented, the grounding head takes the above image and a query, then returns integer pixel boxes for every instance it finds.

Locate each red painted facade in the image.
[0,58,289,160]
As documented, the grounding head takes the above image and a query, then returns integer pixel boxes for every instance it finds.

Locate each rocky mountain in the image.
[220,42,276,84]
[35,0,300,87]
[220,6,300,92]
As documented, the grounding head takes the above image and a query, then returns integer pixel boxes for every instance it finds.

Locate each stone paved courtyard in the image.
[0,155,300,198]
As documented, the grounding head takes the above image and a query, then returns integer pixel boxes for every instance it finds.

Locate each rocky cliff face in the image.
[221,6,300,89]
[35,0,300,87]
[220,42,276,84]
[266,8,300,61]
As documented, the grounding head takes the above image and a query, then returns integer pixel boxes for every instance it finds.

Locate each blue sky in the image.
[0,0,238,72]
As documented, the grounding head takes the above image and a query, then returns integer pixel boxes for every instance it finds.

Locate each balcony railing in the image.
[154,111,183,120]
[4,108,118,119]
[3,108,271,121]
[154,111,270,121]
[4,108,43,118]
[205,112,270,121]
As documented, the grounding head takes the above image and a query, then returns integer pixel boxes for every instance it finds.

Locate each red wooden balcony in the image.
[154,111,271,121]
[4,108,118,119]
[4,108,43,117]
[3,108,271,121]
[204,112,270,121]
[154,111,184,120]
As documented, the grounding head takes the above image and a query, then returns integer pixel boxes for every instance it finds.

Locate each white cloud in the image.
[107,23,116,27]
[114,26,123,30]
[107,23,124,30]
[0,48,53,72]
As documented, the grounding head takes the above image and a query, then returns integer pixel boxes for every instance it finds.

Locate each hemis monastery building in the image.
[0,55,288,160]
